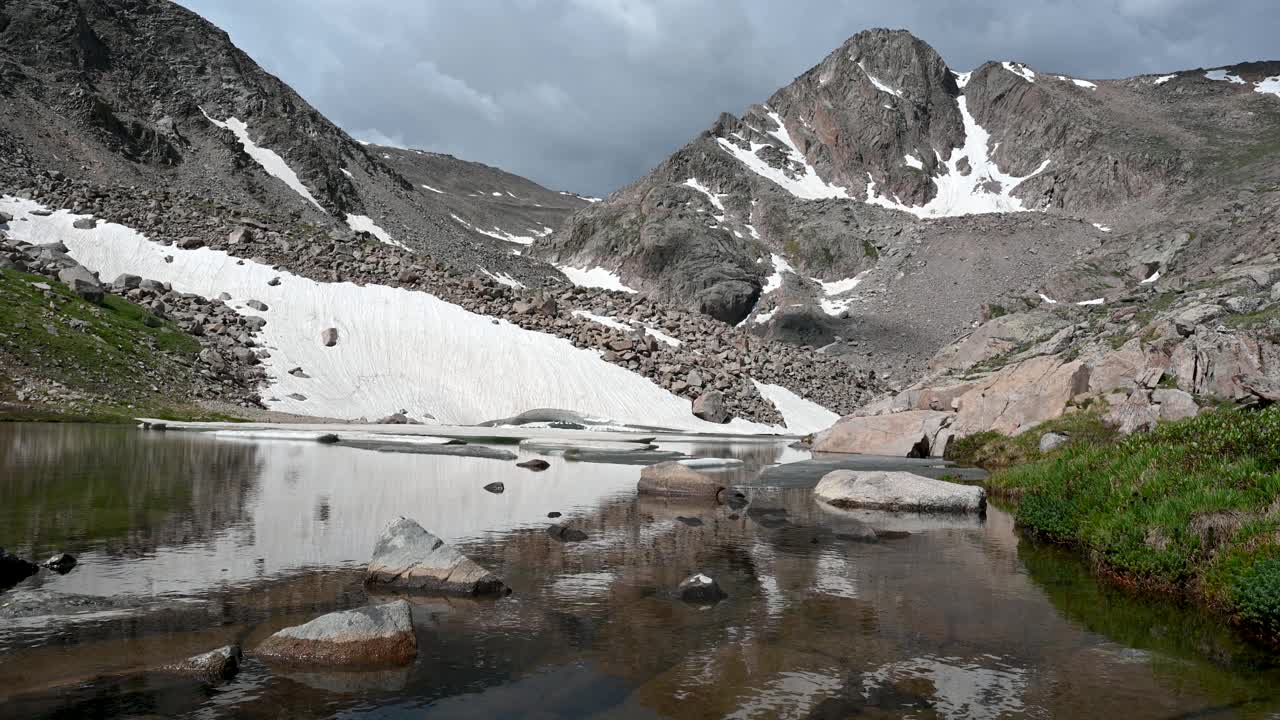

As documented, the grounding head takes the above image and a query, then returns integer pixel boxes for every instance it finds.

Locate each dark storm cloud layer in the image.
[180,0,1275,196]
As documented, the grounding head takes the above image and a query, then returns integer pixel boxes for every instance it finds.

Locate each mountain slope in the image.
[540,29,1280,383]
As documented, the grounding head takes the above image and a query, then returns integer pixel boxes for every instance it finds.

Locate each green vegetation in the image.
[861,238,879,260]
[0,268,241,422]
[946,408,1116,471]
[982,406,1280,645]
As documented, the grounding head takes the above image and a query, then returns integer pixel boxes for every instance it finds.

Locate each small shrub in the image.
[1232,555,1280,637]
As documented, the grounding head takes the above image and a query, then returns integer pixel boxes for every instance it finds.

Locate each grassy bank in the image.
[0,268,243,423]
[970,406,1280,645]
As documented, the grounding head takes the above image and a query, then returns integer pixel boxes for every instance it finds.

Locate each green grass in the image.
[985,406,1280,645]
[0,268,214,419]
[946,408,1117,471]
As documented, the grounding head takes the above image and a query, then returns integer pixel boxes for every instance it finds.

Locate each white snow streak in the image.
[814,270,869,297]
[762,253,795,294]
[572,310,632,332]
[1153,74,1177,85]
[3,196,800,432]
[753,307,778,325]
[1141,271,1160,284]
[1003,62,1036,83]
[858,61,903,97]
[683,178,726,221]
[1056,75,1097,89]
[421,184,446,194]
[556,264,638,293]
[953,71,973,89]
[1093,223,1112,232]
[1038,293,1058,305]
[865,96,1049,217]
[340,168,354,179]
[715,113,851,201]
[200,109,324,211]
[449,214,537,245]
[345,214,406,249]
[479,268,525,289]
[904,153,924,170]
[1076,298,1105,306]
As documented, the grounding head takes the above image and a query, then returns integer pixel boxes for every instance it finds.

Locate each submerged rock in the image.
[516,458,551,471]
[366,517,508,595]
[0,548,38,590]
[255,601,417,667]
[677,573,727,603]
[165,645,243,681]
[547,522,589,542]
[813,470,986,513]
[638,462,725,499]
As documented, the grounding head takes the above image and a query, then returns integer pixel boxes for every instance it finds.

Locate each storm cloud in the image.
[179,0,1276,196]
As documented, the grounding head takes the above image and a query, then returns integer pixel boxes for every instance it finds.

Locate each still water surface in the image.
[1,423,1278,718]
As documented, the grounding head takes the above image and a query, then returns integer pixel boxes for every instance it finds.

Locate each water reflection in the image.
[1,424,1279,719]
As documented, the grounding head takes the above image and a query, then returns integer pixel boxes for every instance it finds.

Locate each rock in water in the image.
[366,517,508,595]
[165,645,243,681]
[547,522,589,542]
[321,327,339,347]
[691,391,730,424]
[637,462,726,499]
[41,553,77,574]
[255,601,417,667]
[483,482,505,494]
[813,470,986,513]
[516,458,551,471]
[0,548,38,590]
[677,573,727,603]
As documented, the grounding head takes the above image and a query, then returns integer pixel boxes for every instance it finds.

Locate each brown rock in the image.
[255,601,417,667]
[812,410,952,457]
[638,462,725,499]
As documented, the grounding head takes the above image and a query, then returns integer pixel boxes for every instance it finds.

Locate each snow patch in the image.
[421,184,445,194]
[571,310,632,332]
[1002,62,1036,83]
[1140,271,1160,284]
[752,379,839,435]
[556,264,637,293]
[753,307,778,325]
[865,96,1049,217]
[819,297,854,316]
[762,253,795,294]
[1038,293,1058,305]
[340,168,354,179]
[1093,223,1112,232]
[953,71,972,89]
[1076,298,1105,306]
[1205,69,1246,85]
[200,109,324,211]
[1153,74,1177,85]
[345,214,406,249]
[3,196,789,432]
[904,153,924,170]
[1255,76,1280,98]
[1056,75,1097,89]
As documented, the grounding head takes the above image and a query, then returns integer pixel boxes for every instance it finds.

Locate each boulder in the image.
[677,573,727,603]
[177,236,205,249]
[0,548,38,590]
[1170,328,1269,400]
[1038,432,1069,453]
[812,410,952,457]
[813,470,986,513]
[546,522,589,542]
[516,458,550,471]
[72,217,97,230]
[1153,388,1199,421]
[483,482,505,494]
[57,265,104,303]
[691,391,730,424]
[165,645,242,681]
[112,273,142,289]
[321,327,339,347]
[637,462,725,499]
[365,517,508,595]
[255,601,417,667]
[1174,304,1223,336]
[246,299,269,312]
[1104,391,1159,435]
[41,553,77,574]
[952,356,1090,436]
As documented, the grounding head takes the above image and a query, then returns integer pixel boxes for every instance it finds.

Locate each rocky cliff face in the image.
[540,29,1280,389]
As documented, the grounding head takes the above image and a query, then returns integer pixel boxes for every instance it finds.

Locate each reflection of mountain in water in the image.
[0,424,262,555]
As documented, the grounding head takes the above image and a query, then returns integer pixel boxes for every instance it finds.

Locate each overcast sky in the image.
[180,0,1274,196]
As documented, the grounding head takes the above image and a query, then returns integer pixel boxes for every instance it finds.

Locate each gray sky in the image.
[179,0,1275,196]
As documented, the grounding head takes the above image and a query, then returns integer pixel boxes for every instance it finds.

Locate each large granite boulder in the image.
[366,517,508,596]
[255,601,417,667]
[164,645,243,681]
[691,391,730,423]
[637,462,725,499]
[813,470,985,513]
[57,264,104,303]
[812,410,952,457]
[951,356,1090,436]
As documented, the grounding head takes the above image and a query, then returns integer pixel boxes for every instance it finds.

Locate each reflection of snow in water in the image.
[549,572,617,600]
[864,654,1028,718]
[750,539,788,618]
[812,550,858,599]
[726,670,845,719]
